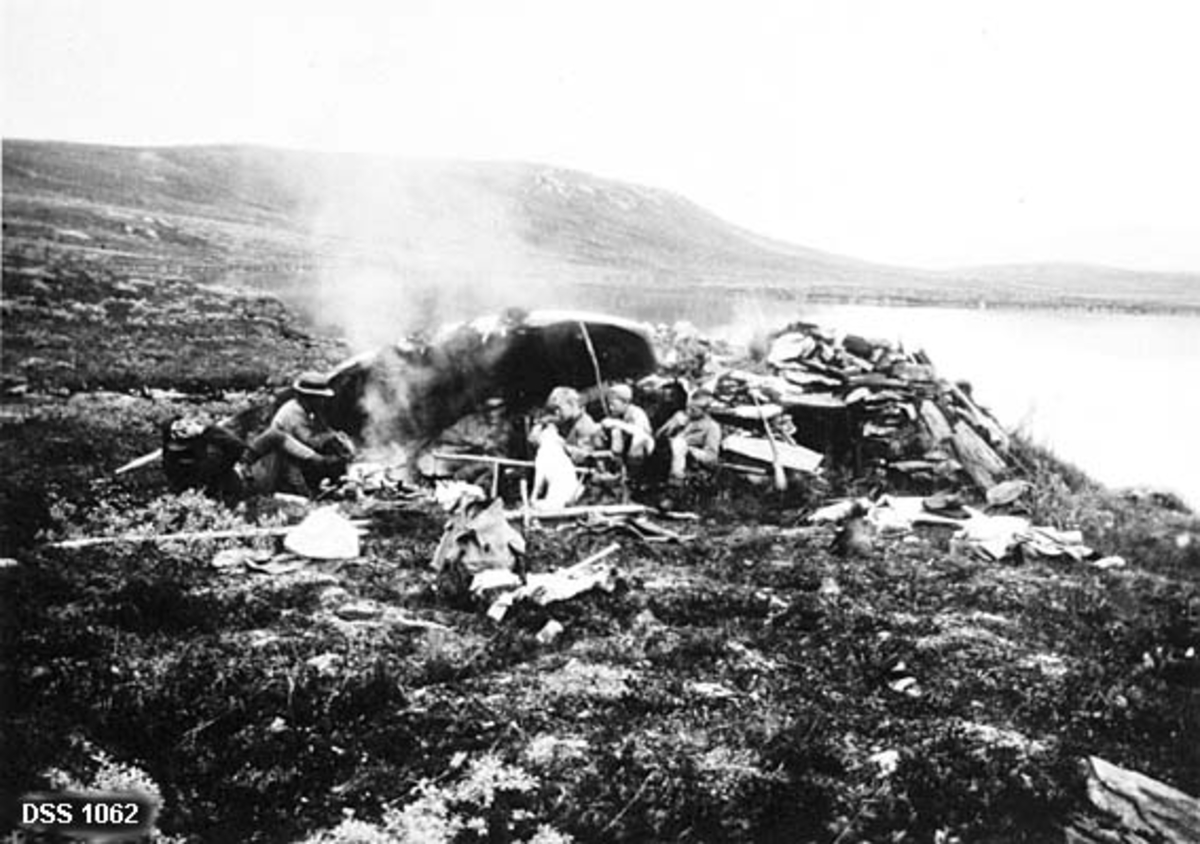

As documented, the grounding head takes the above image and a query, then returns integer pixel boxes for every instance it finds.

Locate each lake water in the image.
[706,301,1200,509]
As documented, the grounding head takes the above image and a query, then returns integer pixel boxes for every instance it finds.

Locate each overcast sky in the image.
[4,0,1200,272]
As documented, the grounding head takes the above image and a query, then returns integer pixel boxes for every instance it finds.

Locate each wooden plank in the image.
[919,400,954,443]
[951,421,1007,491]
[568,542,621,573]
[629,517,690,542]
[506,503,652,521]
[779,393,846,410]
[847,374,910,390]
[954,422,1007,473]
[779,369,842,388]
[949,383,1011,452]
[430,452,535,469]
[721,434,823,473]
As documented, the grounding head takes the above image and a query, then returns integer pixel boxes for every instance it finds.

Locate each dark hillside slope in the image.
[5,139,1200,312]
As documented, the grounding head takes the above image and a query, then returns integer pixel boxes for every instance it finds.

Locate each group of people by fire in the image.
[160,369,724,508]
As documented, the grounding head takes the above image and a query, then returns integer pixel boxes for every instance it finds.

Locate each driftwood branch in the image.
[507,503,652,521]
[48,525,293,550]
[114,448,163,475]
[570,542,621,571]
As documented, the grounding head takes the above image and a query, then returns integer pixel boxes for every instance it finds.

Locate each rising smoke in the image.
[291,154,577,453]
[302,154,563,352]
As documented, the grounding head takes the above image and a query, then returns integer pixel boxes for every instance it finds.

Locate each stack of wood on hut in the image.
[668,321,1016,495]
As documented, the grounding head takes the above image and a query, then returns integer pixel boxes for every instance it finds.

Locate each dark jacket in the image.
[162,420,247,501]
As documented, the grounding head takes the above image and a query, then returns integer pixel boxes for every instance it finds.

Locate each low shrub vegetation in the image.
[4,241,1199,842]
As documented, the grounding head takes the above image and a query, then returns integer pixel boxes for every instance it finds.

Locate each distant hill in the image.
[5,139,1199,329]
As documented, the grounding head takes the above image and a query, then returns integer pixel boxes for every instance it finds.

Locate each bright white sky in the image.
[4,0,1200,272]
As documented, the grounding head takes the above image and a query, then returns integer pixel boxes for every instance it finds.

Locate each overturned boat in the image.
[313,309,656,447]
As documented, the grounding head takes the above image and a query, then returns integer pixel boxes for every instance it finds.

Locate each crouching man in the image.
[242,371,355,497]
[656,387,721,483]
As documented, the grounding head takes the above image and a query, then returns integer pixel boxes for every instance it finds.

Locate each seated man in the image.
[656,387,722,483]
[243,371,355,497]
[543,386,605,464]
[600,383,654,469]
[161,415,248,502]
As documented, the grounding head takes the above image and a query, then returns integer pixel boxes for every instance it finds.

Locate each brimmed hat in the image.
[293,371,335,398]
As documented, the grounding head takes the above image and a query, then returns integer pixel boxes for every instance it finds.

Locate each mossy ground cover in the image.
[3,242,1199,842]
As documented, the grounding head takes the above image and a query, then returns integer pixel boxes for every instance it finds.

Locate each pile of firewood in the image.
[702,321,1016,494]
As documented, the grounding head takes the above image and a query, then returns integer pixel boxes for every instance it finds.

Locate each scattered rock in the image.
[954,720,1049,756]
[869,749,901,778]
[540,659,634,701]
[523,734,590,767]
[727,640,779,672]
[986,479,1032,507]
[318,586,352,610]
[818,576,842,597]
[1017,653,1070,680]
[688,681,738,700]
[631,609,663,632]
[305,653,342,675]
[211,547,272,569]
[535,619,565,645]
[336,600,383,621]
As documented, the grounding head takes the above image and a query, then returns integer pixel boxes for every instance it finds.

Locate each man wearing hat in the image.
[242,371,355,497]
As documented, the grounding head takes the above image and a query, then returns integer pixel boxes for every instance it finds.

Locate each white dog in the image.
[530,423,582,509]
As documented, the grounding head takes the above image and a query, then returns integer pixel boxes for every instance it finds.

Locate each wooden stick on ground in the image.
[115,448,163,476]
[570,542,621,572]
[506,503,652,521]
[49,525,293,550]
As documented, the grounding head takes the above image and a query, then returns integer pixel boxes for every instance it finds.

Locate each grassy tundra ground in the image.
[3,241,1199,843]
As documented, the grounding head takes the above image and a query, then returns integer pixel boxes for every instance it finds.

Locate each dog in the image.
[530,423,583,509]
